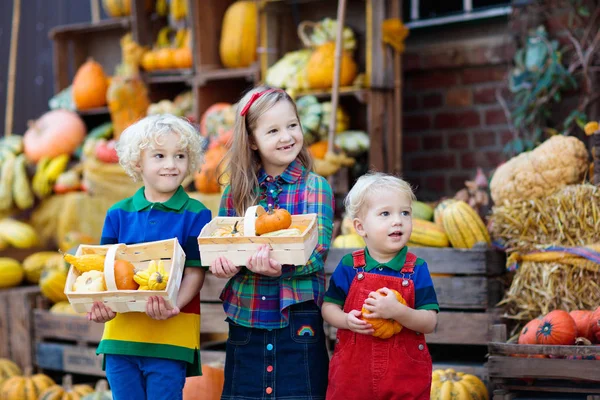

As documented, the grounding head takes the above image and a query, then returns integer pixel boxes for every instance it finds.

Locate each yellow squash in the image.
[0,218,39,248]
[219,1,258,68]
[430,369,488,400]
[38,375,94,400]
[409,219,450,247]
[0,359,22,389]
[0,369,55,400]
[23,251,63,283]
[306,42,358,89]
[433,199,457,228]
[63,253,106,273]
[332,233,365,248]
[39,267,68,303]
[134,260,169,290]
[442,201,491,249]
[0,257,24,289]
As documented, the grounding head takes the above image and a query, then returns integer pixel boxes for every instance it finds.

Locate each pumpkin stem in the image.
[95,379,109,392]
[231,221,239,234]
[62,374,73,391]
[267,203,274,214]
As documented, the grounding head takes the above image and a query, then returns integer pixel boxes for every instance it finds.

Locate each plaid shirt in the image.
[218,159,334,329]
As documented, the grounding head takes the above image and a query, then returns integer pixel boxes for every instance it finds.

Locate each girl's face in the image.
[250,100,303,177]
[353,191,413,262]
[137,132,189,202]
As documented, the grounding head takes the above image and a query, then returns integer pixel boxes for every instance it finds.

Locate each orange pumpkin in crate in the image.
[518,317,542,345]
[569,310,594,341]
[536,310,577,345]
[255,205,292,235]
[114,259,139,290]
[591,306,600,343]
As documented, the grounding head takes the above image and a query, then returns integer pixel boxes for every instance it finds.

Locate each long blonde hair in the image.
[221,85,313,215]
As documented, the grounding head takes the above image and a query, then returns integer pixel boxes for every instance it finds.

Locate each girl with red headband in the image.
[209,86,334,399]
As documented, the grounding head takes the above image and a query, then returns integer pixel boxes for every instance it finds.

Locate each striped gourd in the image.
[39,375,94,400]
[0,369,55,400]
[0,258,24,289]
[410,219,450,247]
[433,199,457,228]
[442,200,491,249]
[0,358,21,389]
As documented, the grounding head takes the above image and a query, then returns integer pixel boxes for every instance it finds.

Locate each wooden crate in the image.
[488,324,600,399]
[197,207,318,267]
[0,285,41,369]
[65,238,185,313]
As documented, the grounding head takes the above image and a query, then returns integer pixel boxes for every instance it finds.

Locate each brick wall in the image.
[401,20,516,201]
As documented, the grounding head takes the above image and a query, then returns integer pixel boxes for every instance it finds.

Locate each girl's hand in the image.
[88,301,116,323]
[146,296,180,320]
[210,256,241,278]
[362,287,406,320]
[346,309,374,335]
[247,245,282,277]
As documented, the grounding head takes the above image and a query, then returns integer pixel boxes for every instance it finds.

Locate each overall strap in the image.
[401,252,417,274]
[352,249,366,269]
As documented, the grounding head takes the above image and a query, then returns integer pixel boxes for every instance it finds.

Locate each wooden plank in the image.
[488,356,600,382]
[0,290,10,359]
[33,310,104,343]
[193,0,231,71]
[488,342,600,358]
[49,18,131,39]
[325,247,506,276]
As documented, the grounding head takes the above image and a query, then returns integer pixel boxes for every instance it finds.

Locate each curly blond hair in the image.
[116,114,204,182]
[344,172,416,219]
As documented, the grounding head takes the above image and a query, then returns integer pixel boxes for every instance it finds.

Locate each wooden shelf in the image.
[142,69,195,84]
[295,87,369,103]
[193,65,260,86]
[49,18,131,39]
[76,106,110,116]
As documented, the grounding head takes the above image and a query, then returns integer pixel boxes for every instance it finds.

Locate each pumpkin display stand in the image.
[197,206,318,267]
[488,324,600,399]
[64,238,185,313]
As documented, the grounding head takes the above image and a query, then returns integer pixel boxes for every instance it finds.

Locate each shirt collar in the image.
[364,246,408,272]
[132,186,189,211]
[257,159,304,184]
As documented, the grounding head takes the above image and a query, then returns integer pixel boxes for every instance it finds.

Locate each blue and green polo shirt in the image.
[324,246,439,312]
[97,185,212,376]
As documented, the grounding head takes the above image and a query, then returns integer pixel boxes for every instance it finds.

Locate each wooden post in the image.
[327,0,347,151]
[4,0,21,137]
[391,0,403,176]
[90,0,100,23]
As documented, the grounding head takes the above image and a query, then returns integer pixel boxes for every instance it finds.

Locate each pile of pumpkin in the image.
[332,199,491,250]
[140,27,193,71]
[65,253,170,293]
[515,308,600,358]
[0,359,111,400]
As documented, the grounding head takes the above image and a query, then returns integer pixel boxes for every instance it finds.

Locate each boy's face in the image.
[353,190,413,260]
[136,132,189,202]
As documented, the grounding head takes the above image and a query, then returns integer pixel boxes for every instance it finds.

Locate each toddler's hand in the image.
[210,256,241,278]
[362,287,405,320]
[146,296,180,320]
[346,309,374,335]
[88,301,116,323]
[247,245,282,277]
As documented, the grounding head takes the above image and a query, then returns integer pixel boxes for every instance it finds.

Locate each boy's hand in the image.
[210,256,241,278]
[346,309,374,335]
[146,296,180,320]
[88,301,116,323]
[247,245,282,277]
[362,287,406,320]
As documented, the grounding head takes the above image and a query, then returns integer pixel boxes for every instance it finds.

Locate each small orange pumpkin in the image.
[114,259,139,290]
[569,310,593,341]
[72,58,109,110]
[361,289,407,339]
[141,51,158,71]
[194,144,228,193]
[518,317,542,345]
[309,141,329,160]
[173,47,193,69]
[536,310,577,345]
[155,48,175,70]
[255,205,292,235]
[591,306,600,343]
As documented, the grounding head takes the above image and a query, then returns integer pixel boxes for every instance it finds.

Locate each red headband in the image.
[240,89,284,116]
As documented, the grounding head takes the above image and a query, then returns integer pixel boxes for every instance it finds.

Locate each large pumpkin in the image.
[361,289,406,339]
[306,42,358,89]
[72,58,108,110]
[200,103,235,147]
[23,110,86,163]
[39,266,69,303]
[194,144,228,194]
[0,257,24,289]
[430,369,488,400]
[518,317,542,345]
[39,374,94,400]
[0,358,21,389]
[183,363,225,400]
[536,310,577,345]
[0,368,55,400]
[219,1,258,68]
[569,310,594,341]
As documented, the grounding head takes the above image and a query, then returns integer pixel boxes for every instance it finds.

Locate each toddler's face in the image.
[137,132,189,200]
[354,191,413,259]
[250,100,303,177]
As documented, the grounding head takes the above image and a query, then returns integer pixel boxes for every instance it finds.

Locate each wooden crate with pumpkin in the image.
[488,324,600,399]
[64,238,185,313]
[198,205,318,267]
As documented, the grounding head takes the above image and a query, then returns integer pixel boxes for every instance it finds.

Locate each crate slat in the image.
[33,310,103,344]
[488,356,600,382]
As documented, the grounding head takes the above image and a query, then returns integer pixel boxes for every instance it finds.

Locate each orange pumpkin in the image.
[155,48,175,70]
[591,306,600,343]
[518,317,542,345]
[309,141,329,160]
[569,310,594,341]
[183,363,224,400]
[536,310,577,345]
[23,110,86,162]
[141,51,158,71]
[361,288,407,339]
[173,47,193,69]
[73,58,109,110]
[255,205,292,235]
[194,144,228,193]
[114,259,139,290]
